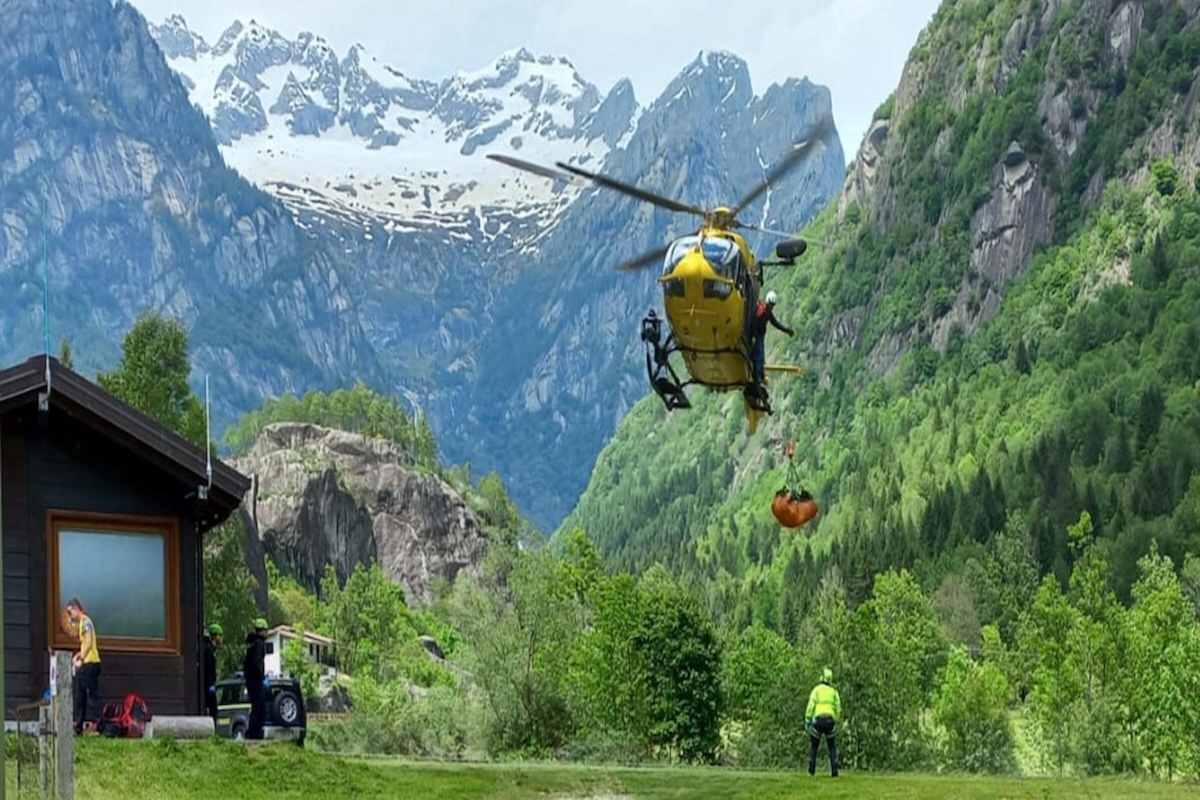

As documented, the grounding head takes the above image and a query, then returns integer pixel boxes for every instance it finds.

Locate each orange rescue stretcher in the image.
[771,441,819,528]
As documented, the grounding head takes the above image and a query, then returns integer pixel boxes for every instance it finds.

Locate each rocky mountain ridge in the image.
[0,0,385,418]
[832,0,1200,372]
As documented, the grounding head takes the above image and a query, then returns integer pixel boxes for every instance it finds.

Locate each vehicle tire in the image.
[273,691,301,726]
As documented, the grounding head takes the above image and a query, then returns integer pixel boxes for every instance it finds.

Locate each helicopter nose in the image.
[675,252,708,275]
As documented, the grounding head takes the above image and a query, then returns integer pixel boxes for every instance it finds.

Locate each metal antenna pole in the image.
[200,374,212,500]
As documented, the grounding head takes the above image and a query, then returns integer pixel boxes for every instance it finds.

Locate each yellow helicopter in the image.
[486,115,834,433]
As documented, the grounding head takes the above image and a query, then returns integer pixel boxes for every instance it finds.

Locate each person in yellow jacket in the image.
[805,666,840,777]
[66,598,102,735]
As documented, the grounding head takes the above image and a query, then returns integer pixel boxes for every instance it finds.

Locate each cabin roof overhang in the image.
[0,354,251,533]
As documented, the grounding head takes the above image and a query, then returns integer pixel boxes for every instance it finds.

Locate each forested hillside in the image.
[564,0,1200,624]
[94,303,1200,780]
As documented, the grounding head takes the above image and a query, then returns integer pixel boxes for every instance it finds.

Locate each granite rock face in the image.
[232,422,490,605]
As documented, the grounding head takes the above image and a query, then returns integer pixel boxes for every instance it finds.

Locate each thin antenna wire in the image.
[42,192,50,355]
[42,192,52,405]
[203,374,213,497]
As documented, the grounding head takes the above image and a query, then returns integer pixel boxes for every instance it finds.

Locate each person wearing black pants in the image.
[66,598,102,735]
[242,617,269,740]
[73,661,101,734]
[203,623,223,723]
[805,666,842,777]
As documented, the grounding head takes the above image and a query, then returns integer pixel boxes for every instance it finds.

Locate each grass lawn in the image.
[4,738,1198,799]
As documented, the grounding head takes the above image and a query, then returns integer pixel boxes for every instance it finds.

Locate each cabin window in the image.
[47,510,181,655]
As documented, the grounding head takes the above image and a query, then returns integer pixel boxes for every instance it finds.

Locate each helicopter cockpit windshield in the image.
[662,235,742,278]
[661,234,743,301]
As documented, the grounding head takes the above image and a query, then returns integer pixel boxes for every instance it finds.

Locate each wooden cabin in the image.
[1,354,251,719]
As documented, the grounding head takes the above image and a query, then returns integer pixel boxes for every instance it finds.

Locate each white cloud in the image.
[128,0,940,158]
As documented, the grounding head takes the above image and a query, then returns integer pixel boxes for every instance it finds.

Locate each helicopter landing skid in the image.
[641,311,692,411]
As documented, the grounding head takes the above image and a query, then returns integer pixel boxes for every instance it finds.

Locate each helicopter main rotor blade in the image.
[736,222,800,238]
[617,242,673,272]
[486,153,577,182]
[555,162,709,218]
[729,114,837,219]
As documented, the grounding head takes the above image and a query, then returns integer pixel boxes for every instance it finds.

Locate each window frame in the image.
[46,509,182,656]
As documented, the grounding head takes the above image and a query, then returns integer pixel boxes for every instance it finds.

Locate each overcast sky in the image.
[129,0,941,158]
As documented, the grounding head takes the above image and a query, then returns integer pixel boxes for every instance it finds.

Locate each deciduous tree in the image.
[97,309,206,447]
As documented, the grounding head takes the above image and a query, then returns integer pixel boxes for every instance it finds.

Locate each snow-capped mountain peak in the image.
[150,16,626,229]
[211,20,242,56]
[148,13,209,59]
[694,49,742,69]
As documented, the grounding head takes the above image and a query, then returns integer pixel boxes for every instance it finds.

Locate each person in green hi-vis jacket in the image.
[805,666,841,777]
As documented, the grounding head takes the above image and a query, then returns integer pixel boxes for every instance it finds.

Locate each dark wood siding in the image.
[21,405,203,716]
[2,411,32,713]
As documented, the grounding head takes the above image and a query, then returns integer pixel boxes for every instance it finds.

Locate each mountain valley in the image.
[7,0,1200,784]
[0,1,846,531]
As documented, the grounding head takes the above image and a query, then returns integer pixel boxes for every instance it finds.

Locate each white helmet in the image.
[765,290,778,304]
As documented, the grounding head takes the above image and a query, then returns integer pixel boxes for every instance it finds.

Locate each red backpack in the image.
[98,693,151,738]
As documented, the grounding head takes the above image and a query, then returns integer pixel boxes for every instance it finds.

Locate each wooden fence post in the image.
[39,702,51,795]
[52,650,74,800]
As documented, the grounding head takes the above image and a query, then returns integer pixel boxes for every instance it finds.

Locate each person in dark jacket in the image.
[242,617,269,740]
[203,623,223,722]
[747,290,794,387]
